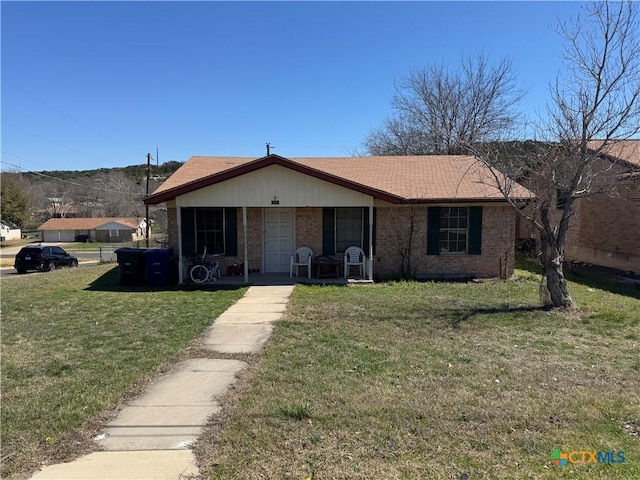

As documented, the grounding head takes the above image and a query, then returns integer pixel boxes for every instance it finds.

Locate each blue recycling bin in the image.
[144,248,173,287]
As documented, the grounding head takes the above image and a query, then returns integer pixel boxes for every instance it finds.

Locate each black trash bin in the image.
[115,248,148,286]
[144,248,173,288]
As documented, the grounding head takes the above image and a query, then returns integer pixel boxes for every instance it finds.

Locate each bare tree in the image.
[364,116,436,156]
[363,54,524,155]
[474,1,640,308]
[95,171,145,218]
[68,182,101,217]
[389,202,421,278]
[39,180,72,219]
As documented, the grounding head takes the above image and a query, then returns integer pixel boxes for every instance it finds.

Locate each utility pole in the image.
[145,152,151,247]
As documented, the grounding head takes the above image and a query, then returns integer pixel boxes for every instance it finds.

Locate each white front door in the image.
[264,208,293,273]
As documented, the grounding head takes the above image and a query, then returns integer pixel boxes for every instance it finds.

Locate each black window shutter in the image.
[322,208,335,255]
[468,206,482,255]
[181,208,196,257]
[225,208,238,256]
[427,207,440,255]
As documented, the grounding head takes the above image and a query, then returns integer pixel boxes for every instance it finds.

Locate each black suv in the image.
[14,245,78,273]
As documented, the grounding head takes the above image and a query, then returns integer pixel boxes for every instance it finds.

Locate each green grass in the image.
[60,241,150,252]
[0,264,247,478]
[201,271,640,479]
[3,262,638,479]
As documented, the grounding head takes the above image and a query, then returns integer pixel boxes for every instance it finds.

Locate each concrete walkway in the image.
[30,285,294,480]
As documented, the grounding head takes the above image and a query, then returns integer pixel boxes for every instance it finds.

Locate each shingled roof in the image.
[145,154,533,205]
[38,217,142,231]
[588,139,640,169]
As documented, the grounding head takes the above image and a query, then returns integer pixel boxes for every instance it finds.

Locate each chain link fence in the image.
[99,235,169,263]
[99,246,119,263]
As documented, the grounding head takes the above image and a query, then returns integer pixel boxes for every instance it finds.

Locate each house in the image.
[567,141,640,273]
[143,154,533,283]
[1,223,21,242]
[38,217,147,243]
[45,198,80,218]
[516,140,640,275]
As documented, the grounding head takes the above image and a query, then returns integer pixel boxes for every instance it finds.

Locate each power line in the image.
[2,120,130,166]
[1,154,148,196]
[2,78,146,156]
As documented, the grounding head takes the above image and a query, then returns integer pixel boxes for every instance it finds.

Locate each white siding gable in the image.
[176,164,373,207]
[95,222,135,231]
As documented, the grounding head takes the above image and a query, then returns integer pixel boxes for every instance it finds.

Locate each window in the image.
[181,207,237,258]
[427,206,482,255]
[322,207,373,256]
[439,207,468,253]
[335,207,363,253]
[195,208,225,255]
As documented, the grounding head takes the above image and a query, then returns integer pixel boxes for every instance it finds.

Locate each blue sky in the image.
[1,1,587,172]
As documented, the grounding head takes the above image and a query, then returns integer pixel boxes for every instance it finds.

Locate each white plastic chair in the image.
[290,247,313,279]
[344,246,366,278]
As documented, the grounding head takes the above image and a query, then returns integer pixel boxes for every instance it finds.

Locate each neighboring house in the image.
[1,223,21,242]
[144,154,533,283]
[38,217,147,243]
[569,141,639,273]
[516,140,640,274]
[45,198,80,218]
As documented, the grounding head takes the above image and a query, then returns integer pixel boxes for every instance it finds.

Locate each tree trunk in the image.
[539,233,575,308]
[396,206,416,279]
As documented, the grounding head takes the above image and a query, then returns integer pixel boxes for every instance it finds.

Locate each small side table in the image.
[312,256,342,278]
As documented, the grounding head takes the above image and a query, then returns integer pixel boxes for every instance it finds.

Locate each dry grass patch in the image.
[200,274,639,479]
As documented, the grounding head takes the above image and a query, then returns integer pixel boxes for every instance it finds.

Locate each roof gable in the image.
[145,154,533,205]
[146,155,404,204]
[179,163,380,207]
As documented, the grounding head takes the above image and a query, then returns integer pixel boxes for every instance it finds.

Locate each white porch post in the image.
[177,207,183,284]
[368,205,374,280]
[243,206,249,283]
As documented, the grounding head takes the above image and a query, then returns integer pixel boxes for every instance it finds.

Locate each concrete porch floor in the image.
[189,273,373,287]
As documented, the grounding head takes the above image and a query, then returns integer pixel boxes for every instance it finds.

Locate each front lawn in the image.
[200,270,640,479]
[0,264,247,478]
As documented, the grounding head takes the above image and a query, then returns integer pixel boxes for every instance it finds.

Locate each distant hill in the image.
[2,161,185,232]
[22,160,184,184]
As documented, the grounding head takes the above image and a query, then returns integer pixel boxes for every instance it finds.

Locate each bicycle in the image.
[188,248,221,283]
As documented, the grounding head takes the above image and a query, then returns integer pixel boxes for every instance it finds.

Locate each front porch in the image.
[173,205,375,284]
[186,272,373,287]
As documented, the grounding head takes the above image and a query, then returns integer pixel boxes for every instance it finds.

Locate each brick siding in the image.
[568,178,640,273]
[374,205,515,279]
[517,156,640,274]
[294,208,323,256]
[166,206,178,253]
[167,205,518,280]
[231,208,262,273]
